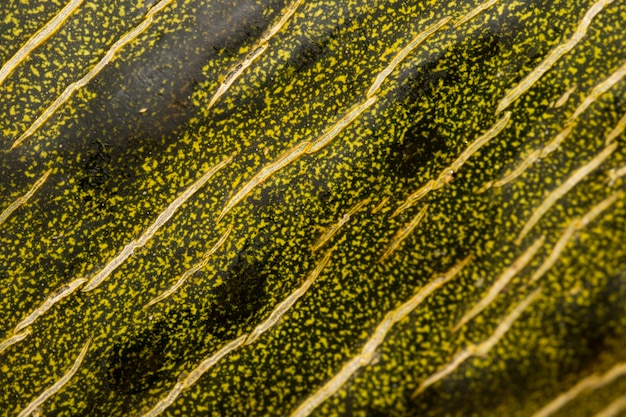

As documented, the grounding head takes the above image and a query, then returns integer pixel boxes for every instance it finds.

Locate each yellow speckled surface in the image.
[1,0,626,416]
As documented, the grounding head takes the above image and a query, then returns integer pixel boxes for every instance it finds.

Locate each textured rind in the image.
[1,1,626,416]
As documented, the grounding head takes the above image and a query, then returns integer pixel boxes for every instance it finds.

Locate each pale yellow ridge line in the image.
[515,143,617,245]
[305,96,377,154]
[605,111,626,145]
[0,0,84,86]
[260,0,304,43]
[455,0,500,27]
[453,235,544,332]
[413,287,542,398]
[529,225,575,284]
[144,227,233,308]
[393,112,510,216]
[291,256,472,417]
[10,0,175,150]
[379,204,429,263]
[553,85,577,108]
[531,190,622,283]
[83,154,233,292]
[207,0,304,110]
[246,249,333,345]
[141,250,334,417]
[496,0,614,114]
[17,335,92,417]
[218,141,310,221]
[15,278,87,333]
[219,96,375,221]
[371,196,390,214]
[448,111,511,173]
[312,198,370,252]
[0,329,32,355]
[207,44,268,110]
[593,395,626,417]
[0,169,52,227]
[367,17,451,97]
[569,59,626,123]
[607,164,626,186]
[479,124,574,193]
[541,125,574,157]
[478,149,541,193]
[531,361,626,417]
[140,335,247,417]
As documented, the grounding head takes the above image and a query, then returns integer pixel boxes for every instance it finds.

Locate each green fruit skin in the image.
[1,0,626,416]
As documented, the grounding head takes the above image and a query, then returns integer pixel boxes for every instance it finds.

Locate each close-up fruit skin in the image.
[1,0,626,416]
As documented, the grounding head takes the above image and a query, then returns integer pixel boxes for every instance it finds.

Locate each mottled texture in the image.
[1,0,626,416]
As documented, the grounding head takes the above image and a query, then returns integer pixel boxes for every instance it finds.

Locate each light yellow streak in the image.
[569,59,626,123]
[393,112,510,216]
[0,170,52,227]
[496,0,614,114]
[379,204,429,263]
[553,85,577,108]
[291,256,472,417]
[479,124,574,192]
[0,0,84,86]
[140,335,247,417]
[515,143,617,245]
[0,329,32,355]
[144,227,233,308]
[607,164,626,186]
[260,0,304,43]
[453,235,544,332]
[367,17,451,97]
[530,191,622,283]
[305,96,377,154]
[83,154,233,292]
[182,336,247,388]
[455,0,500,27]
[413,287,542,398]
[246,249,333,345]
[17,336,92,417]
[15,278,87,333]
[541,125,575,157]
[219,97,375,221]
[218,141,310,221]
[371,196,390,214]
[593,396,626,417]
[141,249,335,416]
[207,45,268,110]
[10,0,175,150]
[207,0,304,110]
[478,149,541,192]
[531,361,626,417]
[605,111,626,145]
[312,198,370,252]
